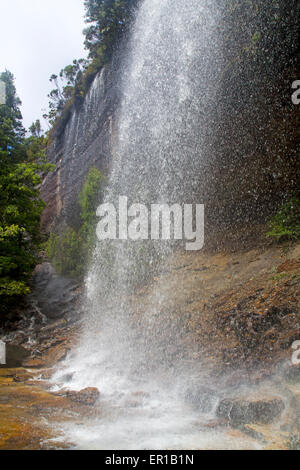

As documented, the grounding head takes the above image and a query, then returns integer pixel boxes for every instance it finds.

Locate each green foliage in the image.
[46,229,84,278]
[47,167,106,278]
[252,32,261,44]
[0,70,24,150]
[81,0,139,90]
[270,272,290,283]
[44,59,89,127]
[0,279,30,297]
[79,167,106,226]
[29,119,42,138]
[0,71,53,312]
[267,197,300,242]
[46,1,138,134]
[83,0,138,59]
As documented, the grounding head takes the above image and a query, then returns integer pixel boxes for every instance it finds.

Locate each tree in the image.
[44,59,89,125]
[44,1,139,130]
[29,119,42,138]
[84,0,139,59]
[0,71,53,313]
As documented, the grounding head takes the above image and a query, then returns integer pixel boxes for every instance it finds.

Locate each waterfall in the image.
[85,0,221,374]
[53,0,226,449]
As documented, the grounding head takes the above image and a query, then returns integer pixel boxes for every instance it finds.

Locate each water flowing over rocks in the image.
[217,398,285,426]
[1,240,299,449]
[64,388,100,406]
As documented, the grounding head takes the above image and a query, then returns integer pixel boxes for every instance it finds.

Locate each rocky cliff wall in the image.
[41,6,300,238]
[41,59,122,233]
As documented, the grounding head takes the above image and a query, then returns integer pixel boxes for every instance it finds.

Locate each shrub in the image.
[46,228,84,278]
[267,196,300,242]
[0,71,54,313]
[46,167,106,278]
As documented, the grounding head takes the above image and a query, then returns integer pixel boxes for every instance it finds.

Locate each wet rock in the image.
[22,344,69,369]
[22,358,45,369]
[239,424,266,442]
[13,371,34,383]
[0,345,30,369]
[284,364,300,383]
[225,371,250,388]
[277,259,300,273]
[197,418,227,429]
[66,388,100,406]
[39,369,56,380]
[193,267,209,273]
[217,397,285,425]
[31,263,80,320]
[41,63,115,233]
[45,344,69,364]
[184,385,219,413]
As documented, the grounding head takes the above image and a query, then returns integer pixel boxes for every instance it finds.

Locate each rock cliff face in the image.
[41,0,299,237]
[41,65,300,238]
[41,60,121,233]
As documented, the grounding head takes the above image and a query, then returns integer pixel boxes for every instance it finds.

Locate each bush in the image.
[46,167,106,278]
[46,229,84,278]
[0,71,54,313]
[267,196,300,242]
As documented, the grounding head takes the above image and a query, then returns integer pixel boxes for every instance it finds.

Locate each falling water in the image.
[51,0,260,450]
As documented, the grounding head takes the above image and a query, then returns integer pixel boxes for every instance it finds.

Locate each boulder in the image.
[284,364,300,383]
[217,397,285,425]
[22,344,69,368]
[66,387,100,406]
[277,259,300,273]
[22,358,45,369]
[31,263,80,320]
[0,345,30,369]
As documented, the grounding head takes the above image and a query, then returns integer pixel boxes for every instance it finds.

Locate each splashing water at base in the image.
[49,0,263,450]
[52,351,262,450]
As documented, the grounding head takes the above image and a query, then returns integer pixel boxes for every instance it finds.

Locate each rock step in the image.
[217,397,285,425]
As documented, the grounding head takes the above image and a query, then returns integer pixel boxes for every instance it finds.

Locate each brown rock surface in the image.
[217,397,285,425]
[0,239,299,449]
[65,388,100,406]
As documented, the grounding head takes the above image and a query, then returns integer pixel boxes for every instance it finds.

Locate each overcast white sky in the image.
[0,0,87,129]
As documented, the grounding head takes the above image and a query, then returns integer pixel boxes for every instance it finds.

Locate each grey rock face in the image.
[31,263,81,320]
[41,59,122,233]
[217,397,285,425]
[66,387,100,406]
